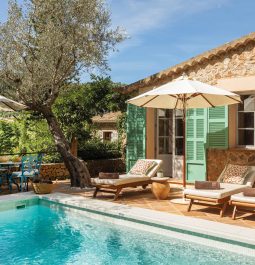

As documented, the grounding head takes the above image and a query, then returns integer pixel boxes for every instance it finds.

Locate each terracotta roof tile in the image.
[92,111,122,123]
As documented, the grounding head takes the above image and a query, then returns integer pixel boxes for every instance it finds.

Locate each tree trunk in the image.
[40,107,91,187]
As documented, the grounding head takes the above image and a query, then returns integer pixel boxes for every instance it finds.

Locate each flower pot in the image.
[32,183,54,194]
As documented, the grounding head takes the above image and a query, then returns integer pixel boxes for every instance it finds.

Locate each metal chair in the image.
[10,153,43,192]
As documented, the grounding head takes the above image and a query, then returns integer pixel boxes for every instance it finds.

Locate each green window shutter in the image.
[126,104,146,171]
[208,106,228,149]
[186,108,207,181]
[186,106,229,182]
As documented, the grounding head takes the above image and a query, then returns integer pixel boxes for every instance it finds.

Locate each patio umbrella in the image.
[127,76,241,188]
[0,95,27,112]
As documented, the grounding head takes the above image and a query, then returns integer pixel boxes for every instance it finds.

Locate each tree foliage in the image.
[0,0,125,187]
[53,75,129,140]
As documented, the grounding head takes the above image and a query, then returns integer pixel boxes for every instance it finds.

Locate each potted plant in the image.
[32,178,55,194]
[157,169,164,178]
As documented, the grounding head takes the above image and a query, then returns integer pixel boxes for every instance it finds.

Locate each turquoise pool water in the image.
[0,200,254,265]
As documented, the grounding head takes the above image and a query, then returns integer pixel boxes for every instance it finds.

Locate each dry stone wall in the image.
[186,42,255,84]
[207,148,255,184]
[40,158,126,180]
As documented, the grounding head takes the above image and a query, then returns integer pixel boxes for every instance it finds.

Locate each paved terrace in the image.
[1,180,255,229]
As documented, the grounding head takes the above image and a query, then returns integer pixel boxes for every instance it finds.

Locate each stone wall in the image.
[132,37,255,94]
[187,42,255,85]
[40,163,69,180]
[207,148,255,181]
[40,158,126,180]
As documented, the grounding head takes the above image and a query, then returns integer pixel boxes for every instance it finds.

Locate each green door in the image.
[186,108,207,181]
[186,106,228,181]
[126,104,146,171]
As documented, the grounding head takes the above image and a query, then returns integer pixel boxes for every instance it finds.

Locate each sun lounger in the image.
[230,190,255,219]
[184,165,255,217]
[91,159,163,200]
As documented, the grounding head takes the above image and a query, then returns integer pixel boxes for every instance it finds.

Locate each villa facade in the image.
[123,32,255,181]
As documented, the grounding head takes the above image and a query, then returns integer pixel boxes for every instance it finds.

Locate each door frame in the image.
[155,109,173,177]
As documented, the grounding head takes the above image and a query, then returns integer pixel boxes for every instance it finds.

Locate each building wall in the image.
[228,104,237,148]
[146,108,155,159]
[135,41,255,178]
[207,149,255,185]
[186,42,255,86]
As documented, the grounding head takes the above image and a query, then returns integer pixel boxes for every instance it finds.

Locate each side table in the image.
[151,177,170,200]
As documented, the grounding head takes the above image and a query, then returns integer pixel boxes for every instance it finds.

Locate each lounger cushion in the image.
[231,192,255,204]
[184,183,247,199]
[220,164,248,185]
[243,166,255,187]
[129,160,156,175]
[91,174,150,186]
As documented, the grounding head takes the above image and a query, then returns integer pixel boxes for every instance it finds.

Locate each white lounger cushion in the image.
[184,183,247,199]
[231,192,255,204]
[91,174,150,186]
[92,159,163,187]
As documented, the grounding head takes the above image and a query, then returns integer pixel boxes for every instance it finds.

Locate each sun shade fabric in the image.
[0,95,27,111]
[127,79,241,109]
[220,164,248,185]
[129,159,156,175]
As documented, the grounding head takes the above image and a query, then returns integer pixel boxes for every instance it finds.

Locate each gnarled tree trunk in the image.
[40,107,91,188]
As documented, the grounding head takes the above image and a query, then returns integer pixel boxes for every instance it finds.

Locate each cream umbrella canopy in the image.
[0,95,27,112]
[127,77,241,187]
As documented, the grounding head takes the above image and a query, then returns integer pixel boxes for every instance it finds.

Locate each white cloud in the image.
[108,0,230,44]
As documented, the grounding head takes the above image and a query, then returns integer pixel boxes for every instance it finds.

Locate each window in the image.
[103,131,112,142]
[238,95,255,146]
[158,109,172,154]
[175,110,184,155]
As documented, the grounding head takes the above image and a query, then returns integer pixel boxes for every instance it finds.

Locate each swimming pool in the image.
[0,198,254,265]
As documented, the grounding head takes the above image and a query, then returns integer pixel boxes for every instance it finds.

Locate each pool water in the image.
[0,201,254,265]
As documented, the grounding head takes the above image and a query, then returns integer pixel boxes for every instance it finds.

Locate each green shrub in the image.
[78,139,122,160]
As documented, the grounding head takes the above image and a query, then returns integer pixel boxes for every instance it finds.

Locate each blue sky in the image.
[1,0,255,84]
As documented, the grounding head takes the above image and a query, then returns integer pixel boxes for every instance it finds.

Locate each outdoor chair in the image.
[92,159,163,200]
[230,189,255,220]
[183,165,255,217]
[10,153,43,192]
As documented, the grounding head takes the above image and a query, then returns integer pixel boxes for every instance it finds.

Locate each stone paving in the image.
[54,180,255,229]
[1,180,255,229]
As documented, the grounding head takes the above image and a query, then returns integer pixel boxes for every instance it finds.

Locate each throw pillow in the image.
[98,172,119,179]
[129,160,155,175]
[221,164,248,185]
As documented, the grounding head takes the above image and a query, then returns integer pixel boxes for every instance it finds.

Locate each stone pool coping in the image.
[1,192,255,256]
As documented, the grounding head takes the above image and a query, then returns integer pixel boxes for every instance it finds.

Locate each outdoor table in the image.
[151,177,170,200]
[0,161,21,169]
[0,162,21,191]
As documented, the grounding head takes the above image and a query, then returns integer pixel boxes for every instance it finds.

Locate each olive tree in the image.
[0,0,124,187]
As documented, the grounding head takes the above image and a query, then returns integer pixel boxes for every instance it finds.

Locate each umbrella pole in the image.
[183,108,186,188]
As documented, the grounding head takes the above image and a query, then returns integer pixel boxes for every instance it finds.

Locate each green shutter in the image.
[186,108,207,181]
[208,106,228,149]
[126,104,146,171]
[186,106,228,182]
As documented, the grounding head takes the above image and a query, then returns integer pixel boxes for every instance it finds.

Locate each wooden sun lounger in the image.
[184,183,249,217]
[230,193,255,220]
[92,159,162,200]
[185,194,230,218]
[93,179,152,201]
